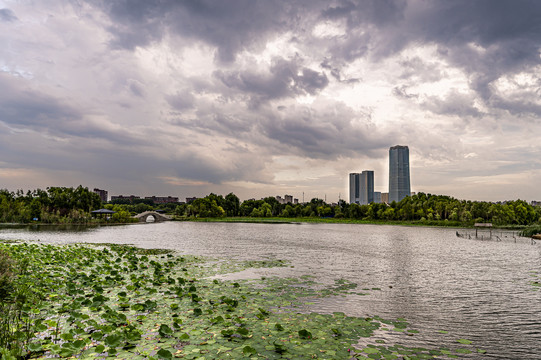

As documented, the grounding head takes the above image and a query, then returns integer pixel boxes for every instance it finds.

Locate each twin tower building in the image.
[349,145,411,205]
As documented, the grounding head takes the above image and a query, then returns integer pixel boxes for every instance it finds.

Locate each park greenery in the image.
[177,192,541,228]
[0,240,488,359]
[1,186,540,228]
[0,187,102,224]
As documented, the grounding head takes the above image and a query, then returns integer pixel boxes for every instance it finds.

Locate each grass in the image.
[175,216,480,228]
[176,216,536,231]
[0,240,486,359]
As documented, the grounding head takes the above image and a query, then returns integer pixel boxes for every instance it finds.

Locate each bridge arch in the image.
[133,211,172,223]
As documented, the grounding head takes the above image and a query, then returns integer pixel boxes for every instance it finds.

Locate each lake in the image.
[1,222,540,359]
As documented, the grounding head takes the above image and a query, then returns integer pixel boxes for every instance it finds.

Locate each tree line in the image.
[0,186,102,223]
[177,192,541,226]
[1,187,540,226]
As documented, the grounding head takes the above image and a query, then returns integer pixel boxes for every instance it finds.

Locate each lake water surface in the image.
[1,222,540,359]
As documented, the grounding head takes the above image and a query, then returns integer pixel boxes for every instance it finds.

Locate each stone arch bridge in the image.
[133,211,172,223]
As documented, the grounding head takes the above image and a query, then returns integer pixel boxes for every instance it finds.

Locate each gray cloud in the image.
[392,85,418,100]
[422,91,483,118]
[0,8,17,22]
[214,57,329,105]
[0,74,144,145]
[399,57,444,83]
[166,90,195,110]
[93,0,314,62]
[91,0,541,109]
[0,73,81,130]
[257,102,391,160]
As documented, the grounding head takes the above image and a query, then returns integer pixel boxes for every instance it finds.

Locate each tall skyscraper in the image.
[349,170,374,205]
[389,145,411,203]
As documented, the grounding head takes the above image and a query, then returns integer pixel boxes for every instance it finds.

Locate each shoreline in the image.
[173,216,529,230]
[0,217,532,234]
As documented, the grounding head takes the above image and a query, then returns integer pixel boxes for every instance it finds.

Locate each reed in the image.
[0,249,39,359]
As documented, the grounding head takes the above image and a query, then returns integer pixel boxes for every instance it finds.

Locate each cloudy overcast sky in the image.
[1,0,541,202]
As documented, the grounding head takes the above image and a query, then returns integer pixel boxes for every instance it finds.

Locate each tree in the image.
[224,193,240,216]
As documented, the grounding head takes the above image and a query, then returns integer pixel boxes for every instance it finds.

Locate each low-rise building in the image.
[145,196,179,204]
[111,195,140,202]
[93,188,108,203]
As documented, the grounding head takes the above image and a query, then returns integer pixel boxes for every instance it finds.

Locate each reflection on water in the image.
[1,222,540,359]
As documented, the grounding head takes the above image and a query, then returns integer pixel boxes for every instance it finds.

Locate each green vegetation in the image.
[0,241,486,359]
[4,186,539,228]
[0,186,102,224]
[519,225,541,237]
[176,193,541,228]
[0,186,142,225]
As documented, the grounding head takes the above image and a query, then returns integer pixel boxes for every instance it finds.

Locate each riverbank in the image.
[174,216,531,230]
[0,240,484,359]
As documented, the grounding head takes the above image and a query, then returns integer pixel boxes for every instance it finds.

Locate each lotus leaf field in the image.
[0,241,485,359]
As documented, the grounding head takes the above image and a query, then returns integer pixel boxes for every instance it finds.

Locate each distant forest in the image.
[179,192,541,226]
[1,186,540,227]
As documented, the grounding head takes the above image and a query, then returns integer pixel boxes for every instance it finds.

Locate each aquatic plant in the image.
[520,225,541,237]
[0,240,486,359]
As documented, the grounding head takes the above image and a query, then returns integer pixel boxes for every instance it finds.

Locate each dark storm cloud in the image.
[0,8,17,22]
[258,102,390,159]
[93,0,317,62]
[405,1,541,109]
[491,96,541,118]
[320,59,360,83]
[317,1,541,115]
[214,58,329,105]
[91,0,541,72]
[0,73,81,130]
[93,0,541,118]
[169,112,254,136]
[392,85,418,99]
[421,91,482,118]
[0,74,143,145]
[166,90,195,110]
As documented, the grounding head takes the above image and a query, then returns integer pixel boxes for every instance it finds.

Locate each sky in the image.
[1,0,541,203]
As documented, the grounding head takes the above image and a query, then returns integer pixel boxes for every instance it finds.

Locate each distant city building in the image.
[381,192,389,204]
[111,195,140,202]
[145,196,179,204]
[93,188,108,203]
[275,195,295,204]
[389,145,411,203]
[349,170,374,205]
[532,201,541,207]
[294,198,299,204]
[374,192,382,204]
[186,197,198,203]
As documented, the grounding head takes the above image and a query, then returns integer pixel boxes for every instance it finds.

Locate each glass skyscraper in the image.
[389,145,411,203]
[349,170,374,205]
